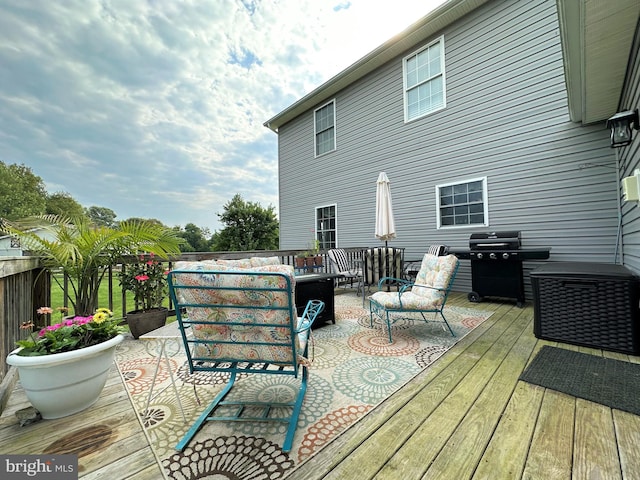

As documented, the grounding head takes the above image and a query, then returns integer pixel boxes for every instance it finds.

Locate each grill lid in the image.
[469,231,521,250]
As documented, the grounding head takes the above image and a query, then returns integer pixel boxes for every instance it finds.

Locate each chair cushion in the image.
[370,290,440,310]
[174,259,218,270]
[171,264,305,365]
[427,244,448,256]
[364,247,403,285]
[328,249,349,272]
[369,254,457,310]
[175,257,281,270]
[328,249,362,277]
[412,254,458,304]
[296,316,311,363]
[249,256,281,267]
[214,258,253,268]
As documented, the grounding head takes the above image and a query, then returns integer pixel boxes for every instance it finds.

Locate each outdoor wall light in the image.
[606,109,639,148]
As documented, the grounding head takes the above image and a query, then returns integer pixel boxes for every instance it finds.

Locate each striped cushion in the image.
[364,247,403,284]
[328,248,350,273]
[427,245,448,256]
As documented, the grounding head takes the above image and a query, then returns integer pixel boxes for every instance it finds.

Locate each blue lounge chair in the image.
[168,264,324,452]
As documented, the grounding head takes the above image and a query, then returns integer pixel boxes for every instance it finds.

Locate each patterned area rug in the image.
[115,293,492,479]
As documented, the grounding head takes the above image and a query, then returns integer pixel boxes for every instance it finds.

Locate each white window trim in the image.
[315,203,337,248]
[314,99,337,158]
[403,35,446,123]
[435,176,489,229]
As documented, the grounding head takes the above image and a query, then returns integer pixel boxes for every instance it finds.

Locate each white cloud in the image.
[0,0,445,231]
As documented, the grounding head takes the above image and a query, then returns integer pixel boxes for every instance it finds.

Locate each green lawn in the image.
[46,275,174,333]
[50,275,136,319]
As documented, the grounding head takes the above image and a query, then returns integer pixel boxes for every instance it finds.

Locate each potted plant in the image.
[296,239,323,271]
[120,253,170,339]
[307,239,323,267]
[0,214,183,317]
[6,307,125,419]
[295,248,312,269]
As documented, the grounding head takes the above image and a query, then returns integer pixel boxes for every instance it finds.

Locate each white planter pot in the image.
[6,334,124,419]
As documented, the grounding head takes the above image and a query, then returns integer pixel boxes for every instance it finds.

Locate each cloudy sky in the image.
[0,0,445,232]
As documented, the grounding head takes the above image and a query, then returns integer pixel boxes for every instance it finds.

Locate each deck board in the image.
[574,400,621,479]
[472,381,544,480]
[614,411,640,479]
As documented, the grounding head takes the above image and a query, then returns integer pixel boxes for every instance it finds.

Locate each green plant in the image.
[50,273,136,319]
[119,253,168,312]
[299,238,320,258]
[1,215,183,316]
[16,307,124,356]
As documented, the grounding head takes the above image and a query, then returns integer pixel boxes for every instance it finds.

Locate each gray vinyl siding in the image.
[277,0,619,300]
[619,19,640,275]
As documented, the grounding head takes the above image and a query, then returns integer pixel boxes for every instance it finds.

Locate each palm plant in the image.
[1,215,183,316]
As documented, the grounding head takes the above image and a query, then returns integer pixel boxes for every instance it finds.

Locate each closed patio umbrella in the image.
[375,172,396,247]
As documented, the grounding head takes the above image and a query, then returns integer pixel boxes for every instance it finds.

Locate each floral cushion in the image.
[174,259,219,271]
[371,290,442,310]
[249,256,281,267]
[170,263,307,365]
[176,257,281,269]
[369,254,458,309]
[214,258,252,268]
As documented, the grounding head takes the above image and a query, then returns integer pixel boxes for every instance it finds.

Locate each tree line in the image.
[0,161,279,252]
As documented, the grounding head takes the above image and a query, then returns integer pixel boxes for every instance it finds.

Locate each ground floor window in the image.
[436,177,488,228]
[316,204,336,249]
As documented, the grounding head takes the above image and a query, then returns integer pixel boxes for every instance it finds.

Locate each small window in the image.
[403,36,446,122]
[314,100,336,156]
[316,204,336,249]
[436,177,488,228]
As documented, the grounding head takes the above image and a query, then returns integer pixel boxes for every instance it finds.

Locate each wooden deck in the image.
[0,359,164,479]
[292,293,640,480]
[2,292,640,479]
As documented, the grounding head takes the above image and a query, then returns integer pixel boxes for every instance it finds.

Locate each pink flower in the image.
[37,307,53,315]
[72,316,92,325]
[40,323,62,336]
[135,274,150,282]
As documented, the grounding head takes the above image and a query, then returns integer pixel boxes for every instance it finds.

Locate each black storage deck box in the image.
[531,262,640,355]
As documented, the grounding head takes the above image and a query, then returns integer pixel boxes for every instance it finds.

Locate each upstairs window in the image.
[314,100,336,156]
[436,177,488,228]
[403,37,446,122]
[316,204,336,249]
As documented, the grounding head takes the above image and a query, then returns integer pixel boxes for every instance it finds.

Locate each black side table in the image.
[295,273,340,328]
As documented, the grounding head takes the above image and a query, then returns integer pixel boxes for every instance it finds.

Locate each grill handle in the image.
[473,242,511,248]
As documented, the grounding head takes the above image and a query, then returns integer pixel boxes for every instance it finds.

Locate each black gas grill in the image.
[450,231,551,307]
